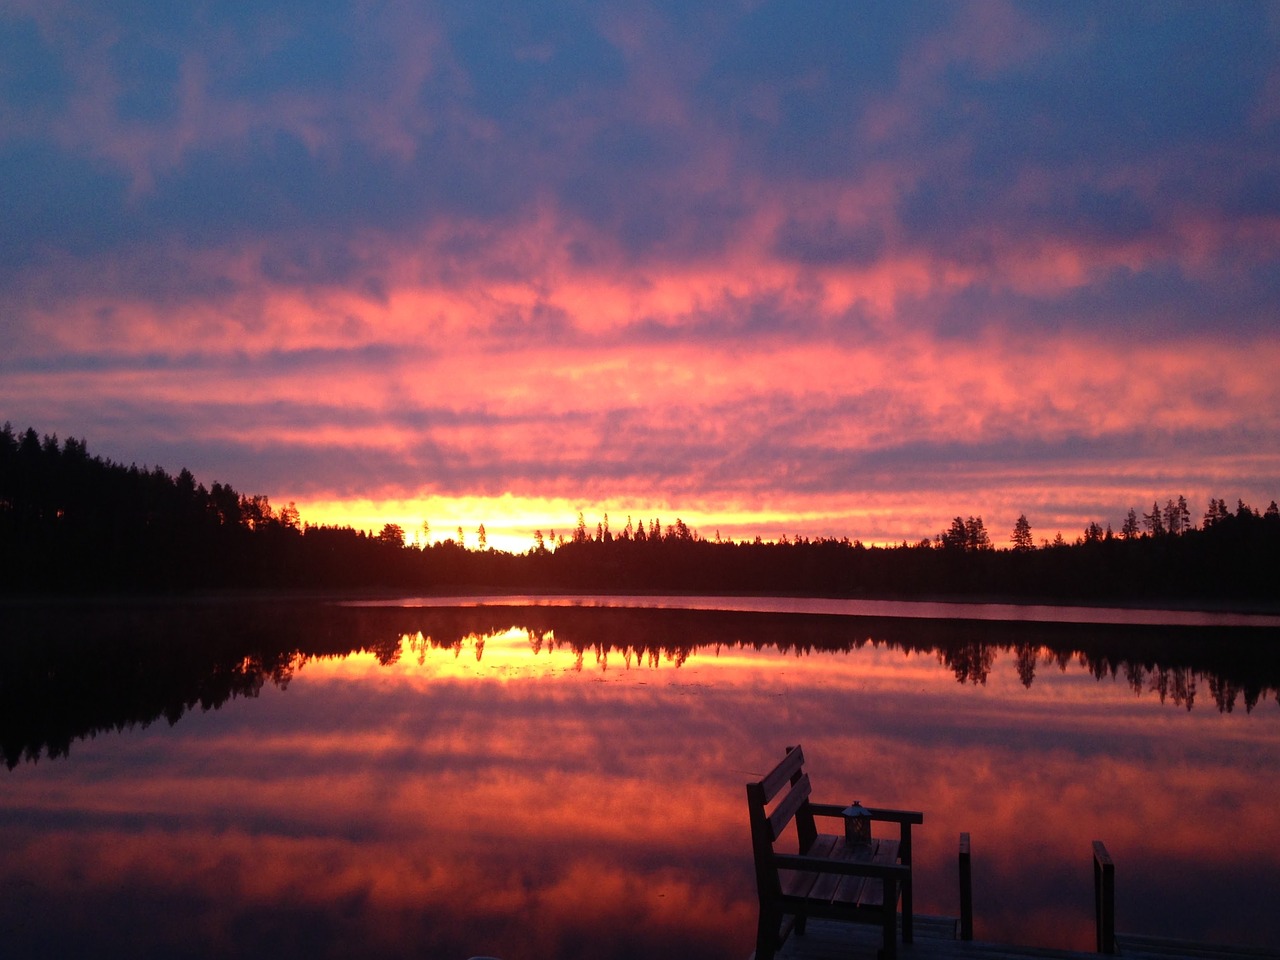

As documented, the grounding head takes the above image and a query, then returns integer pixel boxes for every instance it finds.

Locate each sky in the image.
[3,1,1279,551]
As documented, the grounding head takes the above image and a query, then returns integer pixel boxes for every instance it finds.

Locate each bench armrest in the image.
[772,852,912,882]
[809,802,924,825]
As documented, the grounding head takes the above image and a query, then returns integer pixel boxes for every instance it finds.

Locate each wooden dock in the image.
[747,916,1280,960]
[740,780,1276,960]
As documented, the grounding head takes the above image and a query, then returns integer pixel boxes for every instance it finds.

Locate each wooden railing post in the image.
[1093,841,1115,954]
[901,820,914,943]
[959,832,973,941]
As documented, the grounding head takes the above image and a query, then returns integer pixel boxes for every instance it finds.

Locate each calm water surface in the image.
[3,596,1278,959]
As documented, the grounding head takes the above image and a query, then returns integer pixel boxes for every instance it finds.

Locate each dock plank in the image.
[1116,934,1280,960]
[748,918,1278,960]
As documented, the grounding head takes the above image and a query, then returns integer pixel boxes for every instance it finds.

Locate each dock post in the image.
[1093,841,1115,955]
[959,832,973,941]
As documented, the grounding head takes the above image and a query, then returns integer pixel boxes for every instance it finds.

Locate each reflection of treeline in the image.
[0,599,405,769]
[4,601,1277,769]
[3,425,1279,602]
[396,605,1280,714]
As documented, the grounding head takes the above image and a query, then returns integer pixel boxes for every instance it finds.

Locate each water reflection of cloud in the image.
[4,602,1280,957]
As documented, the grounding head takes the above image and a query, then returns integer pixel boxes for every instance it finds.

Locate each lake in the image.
[3,595,1279,959]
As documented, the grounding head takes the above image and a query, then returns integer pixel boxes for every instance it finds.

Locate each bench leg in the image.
[902,876,914,943]
[882,878,898,960]
[755,905,781,960]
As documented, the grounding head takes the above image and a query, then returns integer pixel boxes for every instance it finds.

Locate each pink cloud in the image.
[4,2,1278,543]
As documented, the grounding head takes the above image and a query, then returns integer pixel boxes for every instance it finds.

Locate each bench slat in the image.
[858,839,900,907]
[835,837,898,907]
[771,852,909,880]
[759,744,806,804]
[833,872,872,907]
[767,772,811,841]
[779,836,838,900]
[779,867,821,900]
[805,835,847,904]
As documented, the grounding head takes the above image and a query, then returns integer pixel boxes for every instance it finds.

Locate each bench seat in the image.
[779,834,900,909]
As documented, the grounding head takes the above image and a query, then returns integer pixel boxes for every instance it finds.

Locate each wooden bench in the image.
[746,745,923,960]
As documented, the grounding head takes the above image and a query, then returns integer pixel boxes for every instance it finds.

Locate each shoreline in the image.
[4,585,1280,624]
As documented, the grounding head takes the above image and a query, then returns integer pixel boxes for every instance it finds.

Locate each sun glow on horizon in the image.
[287,493,956,552]
[283,484,1279,554]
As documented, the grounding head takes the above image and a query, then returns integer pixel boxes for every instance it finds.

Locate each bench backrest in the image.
[746,744,820,896]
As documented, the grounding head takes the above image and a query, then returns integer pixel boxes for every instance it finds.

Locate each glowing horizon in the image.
[3,3,1279,545]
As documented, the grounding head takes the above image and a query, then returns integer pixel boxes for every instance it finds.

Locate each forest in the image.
[2,424,1278,603]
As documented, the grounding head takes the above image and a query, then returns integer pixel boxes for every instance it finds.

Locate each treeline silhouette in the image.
[4,600,1277,769]
[0,424,492,590]
[3,424,1278,602]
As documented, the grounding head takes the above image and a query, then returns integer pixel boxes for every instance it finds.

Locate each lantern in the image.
[843,800,872,846]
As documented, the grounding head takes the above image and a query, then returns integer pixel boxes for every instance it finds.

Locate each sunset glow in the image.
[4,3,1279,542]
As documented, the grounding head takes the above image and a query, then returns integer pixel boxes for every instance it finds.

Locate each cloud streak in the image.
[3,1,1279,547]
